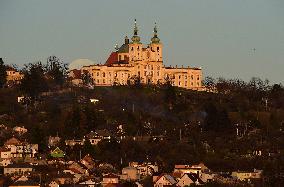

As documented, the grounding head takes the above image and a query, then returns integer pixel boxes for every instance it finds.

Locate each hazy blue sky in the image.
[0,0,283,83]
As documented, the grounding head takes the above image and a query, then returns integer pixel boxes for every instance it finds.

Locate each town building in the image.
[75,20,203,90]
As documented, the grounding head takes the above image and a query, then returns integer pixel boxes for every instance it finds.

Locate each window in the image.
[179,75,181,79]
[131,47,134,51]
[185,75,187,79]
[103,79,105,83]
[109,72,111,76]
[137,46,140,50]
[144,71,147,76]
[179,81,181,85]
[144,65,147,69]
[197,76,200,80]
[97,72,99,76]
[157,47,160,52]
[102,72,105,77]
[191,75,194,80]
[157,71,159,76]
[157,66,160,70]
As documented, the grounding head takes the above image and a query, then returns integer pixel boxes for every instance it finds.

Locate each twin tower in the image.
[114,19,163,64]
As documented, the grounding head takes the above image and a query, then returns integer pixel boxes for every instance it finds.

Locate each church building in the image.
[80,20,203,90]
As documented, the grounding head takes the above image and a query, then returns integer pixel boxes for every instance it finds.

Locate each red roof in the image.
[70,69,81,79]
[105,52,118,66]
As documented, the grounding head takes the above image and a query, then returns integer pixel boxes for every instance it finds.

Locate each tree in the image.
[20,62,48,99]
[127,75,142,88]
[81,71,94,87]
[45,56,68,87]
[203,76,215,92]
[0,58,7,88]
[204,102,231,132]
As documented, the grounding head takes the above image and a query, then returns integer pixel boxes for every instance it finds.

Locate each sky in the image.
[0,0,284,84]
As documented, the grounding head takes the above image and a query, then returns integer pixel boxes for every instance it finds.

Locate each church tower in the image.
[129,19,143,62]
[149,23,163,62]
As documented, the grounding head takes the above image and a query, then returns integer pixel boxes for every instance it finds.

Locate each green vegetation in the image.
[0,58,284,186]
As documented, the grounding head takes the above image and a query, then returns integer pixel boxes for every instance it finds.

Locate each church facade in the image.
[80,21,203,90]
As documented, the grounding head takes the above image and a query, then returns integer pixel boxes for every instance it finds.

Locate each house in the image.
[176,173,204,187]
[120,166,140,181]
[102,173,119,187]
[80,154,95,170]
[48,180,60,187]
[79,179,98,187]
[13,126,28,135]
[129,162,158,176]
[199,170,215,183]
[69,162,89,176]
[0,158,12,166]
[232,169,263,182]
[0,147,12,159]
[69,69,83,86]
[5,66,24,84]
[65,139,85,146]
[48,136,61,147]
[86,130,112,145]
[9,180,40,187]
[50,147,65,158]
[4,163,34,175]
[52,172,75,185]
[153,174,176,187]
[174,163,208,176]
[4,137,38,158]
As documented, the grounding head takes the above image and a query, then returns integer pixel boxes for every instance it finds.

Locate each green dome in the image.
[131,19,141,44]
[151,23,161,44]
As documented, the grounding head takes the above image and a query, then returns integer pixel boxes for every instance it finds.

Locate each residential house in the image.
[4,137,38,158]
[86,130,112,145]
[48,136,61,147]
[176,173,204,187]
[48,180,60,187]
[80,154,95,170]
[0,158,12,166]
[79,179,98,187]
[174,163,208,176]
[232,169,263,182]
[9,180,40,187]
[153,174,176,187]
[52,172,75,185]
[4,163,34,175]
[65,139,85,147]
[0,147,11,159]
[120,166,140,181]
[102,173,119,187]
[50,147,65,158]
[129,162,158,176]
[13,126,28,135]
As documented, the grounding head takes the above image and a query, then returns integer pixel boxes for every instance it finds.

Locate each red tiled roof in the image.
[105,52,118,66]
[70,69,82,79]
